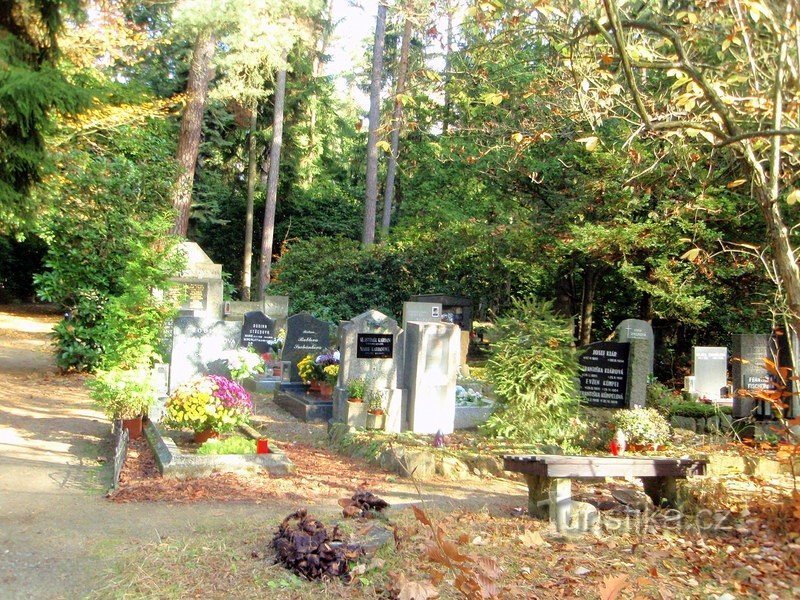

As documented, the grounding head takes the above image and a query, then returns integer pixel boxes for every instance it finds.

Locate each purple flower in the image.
[207,374,253,413]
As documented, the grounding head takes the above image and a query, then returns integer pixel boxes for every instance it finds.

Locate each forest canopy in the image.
[1,0,798,380]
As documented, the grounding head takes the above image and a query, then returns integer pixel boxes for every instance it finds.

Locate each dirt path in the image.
[0,307,526,599]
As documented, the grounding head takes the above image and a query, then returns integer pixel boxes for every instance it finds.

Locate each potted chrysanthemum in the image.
[165,375,254,443]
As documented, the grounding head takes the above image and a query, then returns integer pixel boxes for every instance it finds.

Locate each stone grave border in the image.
[143,420,294,479]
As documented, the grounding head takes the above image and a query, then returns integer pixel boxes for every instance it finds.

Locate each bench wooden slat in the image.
[503,455,706,478]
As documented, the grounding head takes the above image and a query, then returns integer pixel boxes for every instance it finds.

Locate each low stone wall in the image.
[144,421,294,479]
[670,413,734,434]
[329,422,505,481]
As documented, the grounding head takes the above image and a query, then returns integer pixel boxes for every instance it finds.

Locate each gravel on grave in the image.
[109,394,394,504]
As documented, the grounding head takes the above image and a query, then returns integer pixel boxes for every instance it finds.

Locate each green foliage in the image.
[646,381,681,417]
[482,297,586,448]
[87,366,156,420]
[669,402,732,419]
[0,6,93,234]
[271,237,403,322]
[196,436,257,455]
[611,408,672,446]
[346,378,366,400]
[34,119,179,371]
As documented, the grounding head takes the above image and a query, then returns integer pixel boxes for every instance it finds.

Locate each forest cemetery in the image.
[2,0,800,598]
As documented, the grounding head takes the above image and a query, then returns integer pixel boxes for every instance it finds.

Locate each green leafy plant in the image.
[646,381,679,416]
[197,436,256,455]
[165,375,253,434]
[483,298,586,449]
[87,365,156,420]
[346,377,366,401]
[611,408,671,446]
[367,390,384,415]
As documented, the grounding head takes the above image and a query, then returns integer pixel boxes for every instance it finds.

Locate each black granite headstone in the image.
[578,341,630,409]
[282,312,331,382]
[733,331,793,420]
[240,311,278,354]
[357,333,394,358]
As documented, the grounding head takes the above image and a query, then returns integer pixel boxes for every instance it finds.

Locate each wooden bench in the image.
[504,454,707,528]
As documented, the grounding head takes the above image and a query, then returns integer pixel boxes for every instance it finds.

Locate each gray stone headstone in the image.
[732,332,793,419]
[692,346,728,401]
[337,310,404,390]
[626,339,649,408]
[240,311,278,355]
[615,318,654,375]
[402,301,442,331]
[282,312,331,382]
[263,295,290,320]
[405,322,460,434]
[333,310,406,432]
[168,317,242,392]
[224,301,262,320]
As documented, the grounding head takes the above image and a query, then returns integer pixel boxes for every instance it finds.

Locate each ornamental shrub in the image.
[34,120,179,372]
[482,297,586,449]
[669,401,732,419]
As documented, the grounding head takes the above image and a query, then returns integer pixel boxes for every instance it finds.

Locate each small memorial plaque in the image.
[357,333,394,359]
[240,311,278,354]
[579,342,630,409]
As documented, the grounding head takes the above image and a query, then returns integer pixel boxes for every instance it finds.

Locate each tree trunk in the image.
[362,2,387,247]
[578,267,600,346]
[381,16,412,238]
[170,30,216,237]
[258,65,288,299]
[302,0,333,186]
[241,107,258,301]
[442,0,453,135]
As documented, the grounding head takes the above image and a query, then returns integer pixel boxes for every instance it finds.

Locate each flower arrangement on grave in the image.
[221,347,265,380]
[323,364,339,386]
[610,407,671,447]
[454,385,491,407]
[165,374,253,435]
[297,354,322,384]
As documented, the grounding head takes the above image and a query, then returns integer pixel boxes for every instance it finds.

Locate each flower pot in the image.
[194,428,219,444]
[345,399,367,428]
[366,411,386,431]
[122,416,143,440]
[308,380,321,393]
[319,382,334,398]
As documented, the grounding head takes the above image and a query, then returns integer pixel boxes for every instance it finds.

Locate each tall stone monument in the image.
[405,322,461,434]
[167,242,224,320]
[615,318,654,375]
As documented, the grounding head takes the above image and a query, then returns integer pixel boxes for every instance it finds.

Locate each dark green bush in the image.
[34,121,179,371]
[669,401,732,418]
[482,297,586,449]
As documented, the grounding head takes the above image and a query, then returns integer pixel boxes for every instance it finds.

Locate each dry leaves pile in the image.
[340,490,390,518]
[272,508,363,582]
